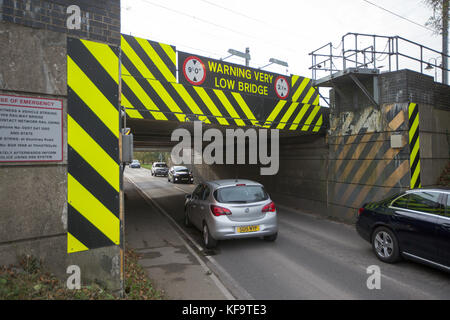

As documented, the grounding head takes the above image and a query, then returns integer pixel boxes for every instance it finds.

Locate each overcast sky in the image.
[121,0,443,81]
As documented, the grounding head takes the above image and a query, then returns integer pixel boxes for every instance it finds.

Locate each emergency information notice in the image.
[0,94,63,162]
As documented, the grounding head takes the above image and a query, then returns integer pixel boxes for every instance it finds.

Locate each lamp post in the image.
[259,58,289,74]
[221,48,251,66]
[425,57,441,82]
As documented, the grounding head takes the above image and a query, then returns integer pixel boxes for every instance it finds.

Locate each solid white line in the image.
[126,175,239,300]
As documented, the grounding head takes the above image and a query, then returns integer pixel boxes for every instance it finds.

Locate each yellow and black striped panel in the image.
[408,103,421,189]
[121,74,327,132]
[262,100,325,132]
[67,37,120,253]
[329,104,410,213]
[290,75,320,105]
[119,35,327,132]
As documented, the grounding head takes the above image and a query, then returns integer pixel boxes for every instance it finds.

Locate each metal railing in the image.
[309,32,450,83]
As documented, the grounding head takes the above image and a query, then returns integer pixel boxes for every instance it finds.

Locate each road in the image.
[125,167,450,300]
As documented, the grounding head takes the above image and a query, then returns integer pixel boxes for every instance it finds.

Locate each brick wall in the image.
[0,0,120,45]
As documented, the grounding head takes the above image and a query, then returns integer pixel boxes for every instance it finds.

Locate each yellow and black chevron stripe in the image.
[262,100,324,132]
[408,102,421,189]
[329,104,410,213]
[119,34,326,132]
[67,37,120,253]
[290,75,320,105]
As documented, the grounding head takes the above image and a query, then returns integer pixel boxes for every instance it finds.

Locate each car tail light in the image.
[236,184,246,186]
[262,201,276,213]
[210,205,232,216]
[358,207,364,216]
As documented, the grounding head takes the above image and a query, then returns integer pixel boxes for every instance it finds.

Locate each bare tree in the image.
[424,0,448,33]
[424,0,449,83]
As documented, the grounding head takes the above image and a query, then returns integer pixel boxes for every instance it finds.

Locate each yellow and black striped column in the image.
[67,37,121,253]
[408,102,421,189]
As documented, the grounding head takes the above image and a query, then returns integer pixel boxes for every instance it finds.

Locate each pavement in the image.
[124,173,233,300]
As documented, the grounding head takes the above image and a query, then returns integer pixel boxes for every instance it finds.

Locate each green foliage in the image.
[133,151,170,165]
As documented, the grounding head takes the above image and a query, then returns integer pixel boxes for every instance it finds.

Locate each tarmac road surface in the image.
[125,167,450,300]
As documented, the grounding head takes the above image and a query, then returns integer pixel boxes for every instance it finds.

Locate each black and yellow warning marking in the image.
[119,34,327,132]
[262,100,324,132]
[290,75,320,105]
[67,37,120,253]
[408,103,421,189]
[329,104,411,214]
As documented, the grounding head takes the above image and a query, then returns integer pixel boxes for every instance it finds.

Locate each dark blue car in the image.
[356,188,450,272]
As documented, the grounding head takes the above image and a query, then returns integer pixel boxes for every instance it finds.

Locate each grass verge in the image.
[0,248,163,300]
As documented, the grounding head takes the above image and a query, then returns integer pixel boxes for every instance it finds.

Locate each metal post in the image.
[245,47,250,67]
[329,43,333,76]
[373,35,376,69]
[420,45,423,74]
[396,37,399,71]
[342,34,346,70]
[442,0,449,84]
[388,38,392,72]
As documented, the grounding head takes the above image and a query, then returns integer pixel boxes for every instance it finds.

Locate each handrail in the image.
[309,32,450,83]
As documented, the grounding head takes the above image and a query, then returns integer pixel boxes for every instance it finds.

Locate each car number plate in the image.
[237,225,260,233]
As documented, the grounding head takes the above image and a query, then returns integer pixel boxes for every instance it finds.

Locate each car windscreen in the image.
[214,185,268,203]
[175,168,189,172]
[154,163,167,167]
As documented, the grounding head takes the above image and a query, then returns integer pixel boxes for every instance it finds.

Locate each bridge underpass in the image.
[65,32,450,295]
[2,1,449,300]
[123,117,450,300]
[127,115,329,215]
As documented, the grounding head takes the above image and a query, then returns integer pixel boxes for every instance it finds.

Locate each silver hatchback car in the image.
[184,179,278,248]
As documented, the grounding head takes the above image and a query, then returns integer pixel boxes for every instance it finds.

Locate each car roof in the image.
[206,179,262,188]
[405,187,450,194]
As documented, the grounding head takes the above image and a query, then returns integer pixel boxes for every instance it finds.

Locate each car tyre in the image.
[263,233,277,242]
[203,223,217,249]
[371,226,400,263]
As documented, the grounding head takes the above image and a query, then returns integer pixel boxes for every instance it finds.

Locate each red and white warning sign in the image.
[274,76,289,99]
[182,56,206,86]
[0,94,63,163]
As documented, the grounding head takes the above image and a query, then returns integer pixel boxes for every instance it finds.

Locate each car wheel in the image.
[203,223,217,249]
[263,233,277,242]
[372,226,400,263]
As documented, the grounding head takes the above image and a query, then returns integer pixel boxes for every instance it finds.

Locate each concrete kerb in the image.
[126,176,252,300]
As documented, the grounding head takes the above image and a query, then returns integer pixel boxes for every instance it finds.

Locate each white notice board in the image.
[0,94,63,162]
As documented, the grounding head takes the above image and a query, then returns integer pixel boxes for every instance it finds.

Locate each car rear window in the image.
[213,185,268,203]
[155,163,167,167]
